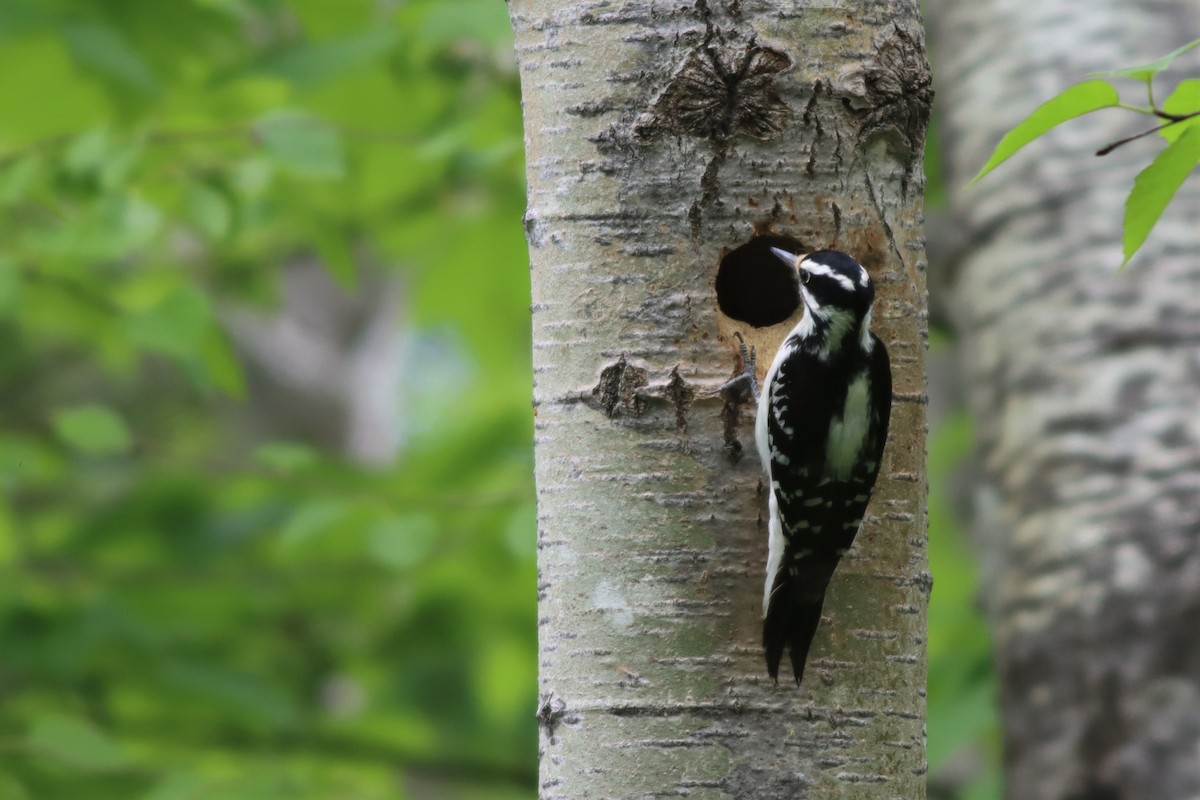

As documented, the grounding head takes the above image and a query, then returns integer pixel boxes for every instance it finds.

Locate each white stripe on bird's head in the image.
[800,259,856,292]
[802,252,871,290]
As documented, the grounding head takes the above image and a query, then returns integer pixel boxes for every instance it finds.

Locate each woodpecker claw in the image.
[720,332,760,403]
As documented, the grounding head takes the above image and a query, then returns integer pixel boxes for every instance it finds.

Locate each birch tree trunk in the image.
[510,1,930,797]
[928,2,1200,797]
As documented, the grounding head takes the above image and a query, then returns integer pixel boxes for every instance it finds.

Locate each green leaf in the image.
[419,0,512,46]
[201,324,246,398]
[0,496,18,568]
[0,257,20,316]
[185,183,232,241]
[161,659,300,729]
[124,287,212,361]
[972,80,1120,183]
[0,771,30,800]
[366,514,437,570]
[504,501,535,558]
[98,142,143,191]
[1123,124,1200,266]
[62,21,159,94]
[280,499,350,548]
[0,155,40,205]
[232,157,274,196]
[311,221,357,288]
[45,193,164,259]
[256,112,344,179]
[252,28,397,87]
[1094,37,1200,84]
[26,714,129,772]
[476,638,530,723]
[51,404,132,456]
[62,127,110,178]
[254,441,319,473]
[1161,79,1200,143]
[0,1,52,39]
[0,35,108,142]
[140,772,205,800]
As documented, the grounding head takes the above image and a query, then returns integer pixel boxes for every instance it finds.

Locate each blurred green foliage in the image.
[0,1,533,798]
[0,1,998,798]
[926,408,1001,800]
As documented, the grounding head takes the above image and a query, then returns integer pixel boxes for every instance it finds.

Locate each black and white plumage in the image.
[749,248,892,685]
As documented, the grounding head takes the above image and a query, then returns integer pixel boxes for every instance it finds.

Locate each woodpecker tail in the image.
[763,582,827,686]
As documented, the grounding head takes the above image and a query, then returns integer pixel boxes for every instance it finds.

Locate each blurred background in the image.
[0,2,996,798]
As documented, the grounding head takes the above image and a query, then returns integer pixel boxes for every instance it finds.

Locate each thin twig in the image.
[1096,109,1200,156]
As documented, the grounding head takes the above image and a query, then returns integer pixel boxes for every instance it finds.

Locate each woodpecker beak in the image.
[770,247,800,268]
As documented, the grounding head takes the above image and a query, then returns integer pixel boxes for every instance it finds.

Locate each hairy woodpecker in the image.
[737,248,892,685]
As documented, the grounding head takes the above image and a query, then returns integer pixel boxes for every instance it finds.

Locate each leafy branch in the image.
[0,114,424,177]
[973,38,1200,266]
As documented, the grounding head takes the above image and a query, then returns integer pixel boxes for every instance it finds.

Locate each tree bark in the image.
[928,2,1200,797]
[511,1,931,797]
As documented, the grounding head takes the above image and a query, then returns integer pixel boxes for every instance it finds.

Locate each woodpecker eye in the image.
[800,270,810,285]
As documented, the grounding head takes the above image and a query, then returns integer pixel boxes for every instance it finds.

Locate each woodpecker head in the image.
[771,247,874,321]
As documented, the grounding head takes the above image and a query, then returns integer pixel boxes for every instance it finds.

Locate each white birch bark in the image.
[928,1,1200,797]
[511,1,930,796]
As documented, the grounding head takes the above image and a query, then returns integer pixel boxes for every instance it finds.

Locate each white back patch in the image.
[825,372,871,479]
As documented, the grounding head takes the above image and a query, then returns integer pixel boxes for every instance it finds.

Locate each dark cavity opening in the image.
[715,234,805,327]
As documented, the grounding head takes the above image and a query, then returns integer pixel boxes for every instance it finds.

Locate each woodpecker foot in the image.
[720,332,760,403]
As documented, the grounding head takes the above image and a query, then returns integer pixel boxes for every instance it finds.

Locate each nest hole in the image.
[715,234,805,327]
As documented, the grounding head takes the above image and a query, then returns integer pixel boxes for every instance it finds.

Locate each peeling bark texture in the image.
[511,1,929,798]
[927,1,1200,798]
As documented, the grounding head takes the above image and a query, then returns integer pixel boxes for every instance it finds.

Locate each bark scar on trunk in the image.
[837,25,932,171]
[633,34,792,238]
[633,38,792,144]
[721,392,745,463]
[591,354,649,418]
[665,365,696,433]
[537,691,569,744]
